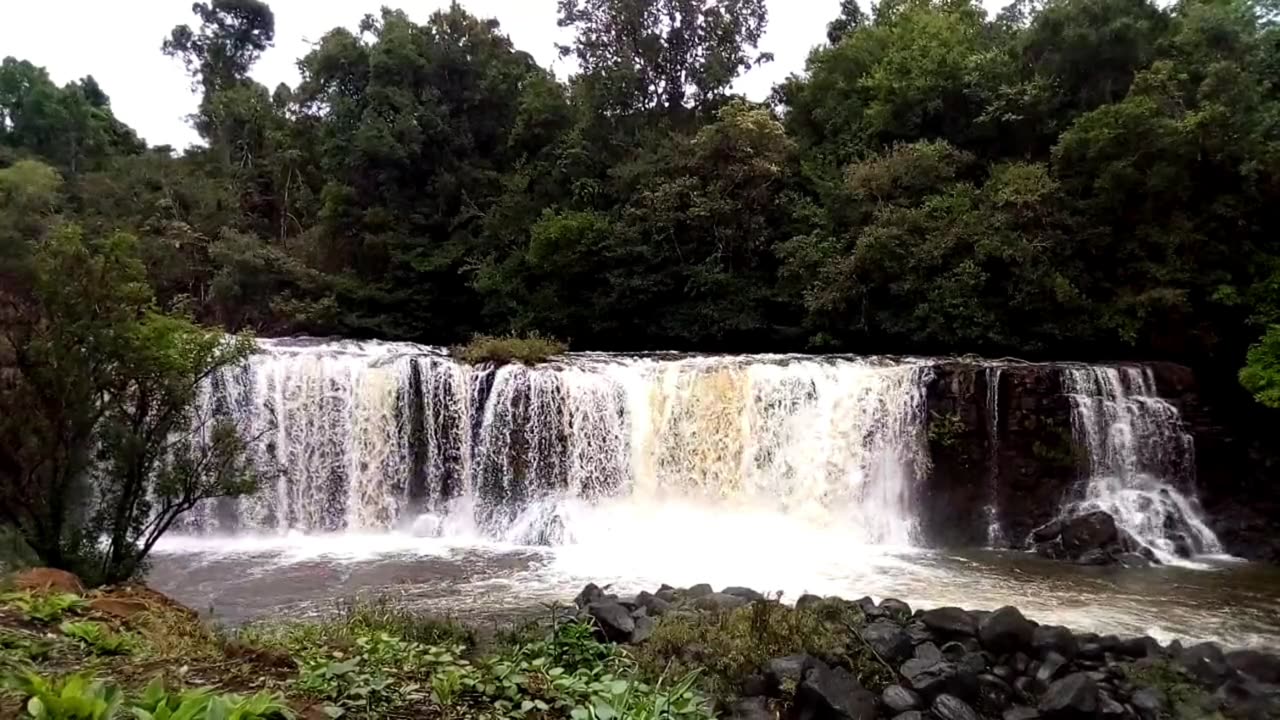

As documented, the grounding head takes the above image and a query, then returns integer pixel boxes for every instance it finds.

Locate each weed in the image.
[452,334,567,366]
[4,672,123,720]
[59,621,134,656]
[1,592,86,624]
[928,410,967,449]
[1123,660,1214,720]
[131,677,294,719]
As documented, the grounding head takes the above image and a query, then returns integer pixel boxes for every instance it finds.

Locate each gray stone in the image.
[630,615,655,644]
[882,684,922,713]
[1039,673,1098,716]
[795,658,878,720]
[1117,635,1161,658]
[933,694,981,720]
[892,713,924,720]
[862,620,915,664]
[1003,707,1041,720]
[922,607,978,636]
[960,651,989,676]
[1226,648,1280,684]
[1098,692,1126,717]
[977,673,1014,715]
[634,590,672,616]
[1076,548,1113,565]
[655,587,677,603]
[1061,510,1119,556]
[796,594,823,611]
[881,598,912,619]
[1036,652,1068,685]
[905,622,933,644]
[694,592,748,611]
[686,583,714,598]
[1178,641,1233,686]
[727,696,774,720]
[900,659,978,702]
[763,655,809,695]
[980,606,1036,655]
[1032,625,1078,661]
[1130,687,1164,720]
[587,601,635,642]
[575,582,605,608]
[915,642,943,662]
[941,641,968,662]
[993,664,1016,682]
[722,586,765,602]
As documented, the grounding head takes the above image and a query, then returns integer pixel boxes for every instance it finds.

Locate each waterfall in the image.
[984,367,1004,547]
[1060,366,1222,562]
[189,341,932,546]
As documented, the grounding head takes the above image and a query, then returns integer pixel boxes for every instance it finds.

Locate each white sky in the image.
[1,0,999,150]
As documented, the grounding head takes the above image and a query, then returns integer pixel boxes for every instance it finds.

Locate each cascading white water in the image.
[984,367,1004,547]
[1060,366,1222,562]
[190,341,932,546]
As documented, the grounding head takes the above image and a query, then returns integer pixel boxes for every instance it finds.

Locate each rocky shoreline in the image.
[573,581,1280,720]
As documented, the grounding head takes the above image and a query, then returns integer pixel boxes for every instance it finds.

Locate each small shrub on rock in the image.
[452,334,567,366]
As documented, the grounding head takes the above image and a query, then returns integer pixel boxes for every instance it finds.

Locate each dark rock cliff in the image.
[918,362,1280,561]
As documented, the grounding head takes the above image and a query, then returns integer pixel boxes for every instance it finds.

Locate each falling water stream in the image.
[149,340,1280,650]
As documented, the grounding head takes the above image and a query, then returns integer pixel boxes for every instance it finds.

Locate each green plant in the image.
[0,629,56,663]
[452,334,567,366]
[4,672,124,720]
[927,411,967,449]
[60,621,134,656]
[1122,661,1215,720]
[1,592,86,624]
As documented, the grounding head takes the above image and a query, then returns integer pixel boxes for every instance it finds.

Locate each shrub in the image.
[0,592,85,624]
[59,621,134,656]
[4,672,123,720]
[452,334,567,366]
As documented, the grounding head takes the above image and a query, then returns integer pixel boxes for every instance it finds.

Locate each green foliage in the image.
[631,598,864,701]
[453,334,568,366]
[4,672,124,720]
[58,622,134,657]
[928,411,968,448]
[1122,660,1213,720]
[0,593,86,624]
[1240,326,1280,408]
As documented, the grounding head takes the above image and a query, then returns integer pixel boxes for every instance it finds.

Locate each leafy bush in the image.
[4,672,123,720]
[59,621,134,656]
[452,334,567,366]
[1,592,86,624]
[630,598,886,701]
[131,677,293,720]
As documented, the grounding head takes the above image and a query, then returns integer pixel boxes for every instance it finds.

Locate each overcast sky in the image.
[1,0,997,150]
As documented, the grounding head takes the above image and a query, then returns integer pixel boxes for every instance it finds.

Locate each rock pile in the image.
[572,582,1280,719]
[1028,511,1159,566]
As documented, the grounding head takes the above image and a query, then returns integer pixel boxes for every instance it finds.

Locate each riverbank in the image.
[1,570,1277,719]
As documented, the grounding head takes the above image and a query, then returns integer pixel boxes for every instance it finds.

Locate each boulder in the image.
[1035,652,1068,686]
[1060,511,1119,556]
[1003,707,1041,720]
[980,606,1035,655]
[922,607,978,636]
[959,652,989,676]
[891,713,924,720]
[900,659,978,702]
[686,583,714,598]
[13,568,83,594]
[655,586,678,603]
[915,642,943,662]
[904,622,933,645]
[796,594,824,611]
[1031,625,1078,661]
[634,591,672,616]
[587,601,635,642]
[1130,688,1163,720]
[1038,673,1098,717]
[794,658,878,720]
[1075,548,1113,565]
[1226,648,1280,684]
[1178,642,1234,686]
[722,586,765,602]
[763,655,809,695]
[630,615,655,644]
[862,620,915,664]
[727,697,775,720]
[977,673,1014,715]
[1116,635,1161,659]
[881,598,912,619]
[694,592,748,611]
[932,694,981,720]
[882,685,922,713]
[1097,692,1126,717]
[1031,519,1065,542]
[940,641,968,662]
[575,583,606,608]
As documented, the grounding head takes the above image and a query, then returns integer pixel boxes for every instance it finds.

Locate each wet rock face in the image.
[1028,510,1156,566]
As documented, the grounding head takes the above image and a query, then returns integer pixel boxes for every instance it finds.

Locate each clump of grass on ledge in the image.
[452,333,567,366]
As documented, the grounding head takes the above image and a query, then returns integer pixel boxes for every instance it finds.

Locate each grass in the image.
[1122,660,1218,720]
[237,595,473,657]
[629,596,892,703]
[452,333,567,366]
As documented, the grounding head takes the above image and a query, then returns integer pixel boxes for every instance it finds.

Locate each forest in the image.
[3,0,1280,393]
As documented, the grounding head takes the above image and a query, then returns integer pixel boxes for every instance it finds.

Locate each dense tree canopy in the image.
[2,0,1280,405]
